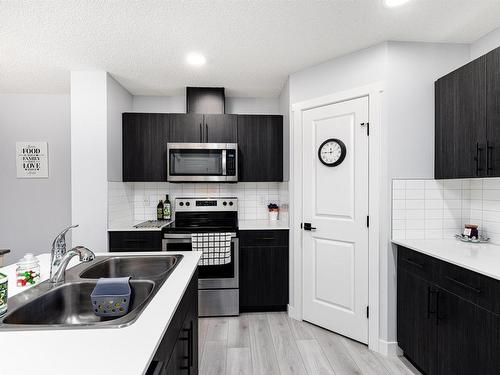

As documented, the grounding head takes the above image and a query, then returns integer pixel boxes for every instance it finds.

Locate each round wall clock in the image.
[318,138,347,167]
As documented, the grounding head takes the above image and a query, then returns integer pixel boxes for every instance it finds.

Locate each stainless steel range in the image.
[162,197,239,317]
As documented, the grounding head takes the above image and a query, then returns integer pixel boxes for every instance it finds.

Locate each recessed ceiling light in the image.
[384,0,411,7]
[186,52,206,67]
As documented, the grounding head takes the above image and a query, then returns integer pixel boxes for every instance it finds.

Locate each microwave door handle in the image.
[222,149,227,176]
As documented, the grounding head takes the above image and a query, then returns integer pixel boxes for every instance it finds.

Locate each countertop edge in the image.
[392,239,500,281]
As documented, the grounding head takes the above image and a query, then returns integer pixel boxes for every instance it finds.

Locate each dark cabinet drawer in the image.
[397,246,437,282]
[239,230,288,247]
[109,231,163,252]
[437,261,500,316]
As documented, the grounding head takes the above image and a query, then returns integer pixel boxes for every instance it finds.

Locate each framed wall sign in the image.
[16,142,49,178]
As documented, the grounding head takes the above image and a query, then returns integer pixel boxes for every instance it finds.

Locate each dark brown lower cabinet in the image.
[436,287,493,375]
[397,269,437,375]
[239,230,289,312]
[109,231,163,252]
[397,246,500,375]
[146,271,198,375]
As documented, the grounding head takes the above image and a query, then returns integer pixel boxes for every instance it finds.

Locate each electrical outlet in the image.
[143,195,150,206]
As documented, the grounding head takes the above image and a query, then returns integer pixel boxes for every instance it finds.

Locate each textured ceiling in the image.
[1,0,500,97]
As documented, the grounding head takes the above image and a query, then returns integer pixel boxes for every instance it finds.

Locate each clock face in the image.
[318,139,346,167]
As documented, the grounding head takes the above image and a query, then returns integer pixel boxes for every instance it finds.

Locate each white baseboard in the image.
[287,304,300,320]
[378,339,402,356]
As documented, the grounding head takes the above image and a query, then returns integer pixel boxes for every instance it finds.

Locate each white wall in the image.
[71,71,108,251]
[107,75,133,182]
[225,97,279,114]
[287,41,471,351]
[132,94,280,115]
[289,43,388,104]
[471,26,500,59]
[132,95,185,113]
[71,72,133,251]
[279,78,290,182]
[0,94,71,264]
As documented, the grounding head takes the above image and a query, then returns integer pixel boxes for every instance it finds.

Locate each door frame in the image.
[289,82,385,353]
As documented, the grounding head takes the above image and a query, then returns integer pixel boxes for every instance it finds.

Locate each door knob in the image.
[302,223,317,231]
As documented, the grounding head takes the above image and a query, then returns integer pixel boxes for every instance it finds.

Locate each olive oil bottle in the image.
[157,200,164,220]
[163,195,171,221]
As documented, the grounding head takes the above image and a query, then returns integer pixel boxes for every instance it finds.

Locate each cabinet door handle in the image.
[256,237,276,241]
[205,124,208,142]
[487,141,494,175]
[189,321,194,366]
[445,276,481,294]
[401,258,424,269]
[199,123,202,143]
[435,289,441,325]
[475,142,484,176]
[427,287,437,319]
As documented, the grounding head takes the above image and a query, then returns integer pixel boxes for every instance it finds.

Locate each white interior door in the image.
[302,96,369,344]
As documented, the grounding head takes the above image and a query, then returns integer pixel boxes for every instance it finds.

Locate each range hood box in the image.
[186,87,225,114]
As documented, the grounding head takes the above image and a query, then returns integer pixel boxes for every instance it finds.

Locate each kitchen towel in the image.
[191,233,232,266]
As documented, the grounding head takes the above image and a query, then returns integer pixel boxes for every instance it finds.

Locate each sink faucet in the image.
[50,224,78,280]
[50,246,95,284]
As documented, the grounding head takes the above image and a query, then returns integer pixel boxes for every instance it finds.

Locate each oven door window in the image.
[169,149,223,176]
[164,238,235,279]
[198,246,235,279]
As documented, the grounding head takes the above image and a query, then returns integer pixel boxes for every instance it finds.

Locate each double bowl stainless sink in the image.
[0,254,182,330]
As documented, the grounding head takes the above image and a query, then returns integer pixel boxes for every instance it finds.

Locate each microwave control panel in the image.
[226,150,236,176]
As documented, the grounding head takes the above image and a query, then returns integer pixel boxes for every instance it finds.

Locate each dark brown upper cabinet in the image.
[486,48,500,177]
[435,46,500,179]
[237,114,283,182]
[435,57,487,179]
[122,113,170,182]
[123,112,283,182]
[204,114,237,143]
[169,113,237,143]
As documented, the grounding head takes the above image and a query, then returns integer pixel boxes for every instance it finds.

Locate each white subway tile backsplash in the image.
[392,189,405,200]
[393,180,406,189]
[392,178,500,244]
[108,181,289,224]
[405,189,424,200]
[425,189,444,200]
[405,180,425,190]
[406,200,425,209]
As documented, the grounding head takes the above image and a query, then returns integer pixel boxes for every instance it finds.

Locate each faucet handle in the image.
[52,224,79,249]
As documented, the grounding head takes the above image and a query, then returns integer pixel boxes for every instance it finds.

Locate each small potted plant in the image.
[268,203,279,221]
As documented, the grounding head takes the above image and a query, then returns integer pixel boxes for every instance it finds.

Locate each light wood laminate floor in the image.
[199,312,421,375]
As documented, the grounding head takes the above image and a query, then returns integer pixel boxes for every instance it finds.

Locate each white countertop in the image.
[238,220,289,230]
[108,219,289,232]
[0,251,201,375]
[392,238,500,281]
[108,220,172,232]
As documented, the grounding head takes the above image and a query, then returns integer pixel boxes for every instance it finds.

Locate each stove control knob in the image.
[223,201,227,206]
[179,202,184,206]
[186,202,190,206]
[229,201,234,206]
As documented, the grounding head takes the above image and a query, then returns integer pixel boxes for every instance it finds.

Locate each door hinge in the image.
[366,306,369,319]
[361,122,370,136]
[366,215,369,228]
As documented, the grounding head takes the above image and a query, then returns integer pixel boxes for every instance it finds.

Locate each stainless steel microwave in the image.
[167,143,238,182]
